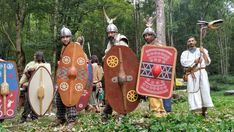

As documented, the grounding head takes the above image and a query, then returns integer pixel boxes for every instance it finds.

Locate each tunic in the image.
[180,48,214,111]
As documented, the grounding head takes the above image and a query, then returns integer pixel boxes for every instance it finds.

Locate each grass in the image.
[0,84,233,131]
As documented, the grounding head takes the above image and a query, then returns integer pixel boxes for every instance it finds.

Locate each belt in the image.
[187,67,206,80]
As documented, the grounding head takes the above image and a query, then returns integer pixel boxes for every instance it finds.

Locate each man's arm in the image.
[200,47,211,65]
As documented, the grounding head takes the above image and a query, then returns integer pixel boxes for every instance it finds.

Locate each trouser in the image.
[103,101,113,115]
[55,92,77,123]
[163,98,172,112]
[148,97,166,113]
[21,92,38,120]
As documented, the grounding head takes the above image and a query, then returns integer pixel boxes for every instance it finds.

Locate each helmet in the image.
[115,34,128,44]
[60,26,72,37]
[142,27,156,37]
[107,24,118,33]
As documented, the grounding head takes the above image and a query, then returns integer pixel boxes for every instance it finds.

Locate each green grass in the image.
[1,84,234,131]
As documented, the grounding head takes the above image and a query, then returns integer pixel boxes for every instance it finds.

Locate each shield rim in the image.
[136,44,177,99]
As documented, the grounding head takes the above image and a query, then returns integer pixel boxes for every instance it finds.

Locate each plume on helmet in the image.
[143,15,156,28]
[103,7,117,24]
[142,15,156,37]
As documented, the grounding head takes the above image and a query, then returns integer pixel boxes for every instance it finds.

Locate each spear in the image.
[197,19,223,47]
[87,42,91,57]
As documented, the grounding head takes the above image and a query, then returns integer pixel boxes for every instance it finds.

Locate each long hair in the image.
[90,55,99,64]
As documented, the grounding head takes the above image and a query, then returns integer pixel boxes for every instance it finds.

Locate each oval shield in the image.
[104,46,139,114]
[0,61,19,119]
[56,43,88,107]
[28,65,54,116]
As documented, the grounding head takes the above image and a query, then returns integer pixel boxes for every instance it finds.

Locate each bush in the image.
[209,75,234,84]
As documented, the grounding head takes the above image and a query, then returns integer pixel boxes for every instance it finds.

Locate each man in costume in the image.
[19,51,46,123]
[180,36,213,117]
[52,26,77,128]
[142,17,167,117]
[102,9,128,121]
[87,55,103,113]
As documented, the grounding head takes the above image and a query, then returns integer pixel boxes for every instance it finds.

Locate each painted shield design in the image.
[104,46,139,114]
[56,43,88,107]
[76,62,93,111]
[136,44,177,99]
[28,65,54,116]
[0,61,19,119]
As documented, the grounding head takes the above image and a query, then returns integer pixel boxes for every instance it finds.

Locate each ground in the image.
[0,88,233,131]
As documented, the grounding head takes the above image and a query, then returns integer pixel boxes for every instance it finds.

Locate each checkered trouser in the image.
[55,92,77,123]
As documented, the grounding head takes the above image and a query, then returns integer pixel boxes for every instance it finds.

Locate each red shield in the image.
[136,45,177,99]
[56,43,88,107]
[0,61,19,119]
[104,46,139,114]
[76,62,93,111]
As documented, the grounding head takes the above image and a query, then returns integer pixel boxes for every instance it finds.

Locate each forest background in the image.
[0,0,234,78]
[0,0,234,131]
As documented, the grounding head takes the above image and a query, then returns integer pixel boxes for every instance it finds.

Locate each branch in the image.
[1,24,16,51]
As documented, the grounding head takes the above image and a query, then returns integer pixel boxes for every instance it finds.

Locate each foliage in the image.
[0,0,234,76]
[209,75,234,91]
[1,79,234,131]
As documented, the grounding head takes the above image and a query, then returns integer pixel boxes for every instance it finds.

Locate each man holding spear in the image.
[180,19,223,117]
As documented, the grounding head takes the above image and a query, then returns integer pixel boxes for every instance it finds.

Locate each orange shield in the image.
[56,43,88,107]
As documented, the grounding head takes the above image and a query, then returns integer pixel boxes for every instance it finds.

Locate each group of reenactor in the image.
[0,9,218,131]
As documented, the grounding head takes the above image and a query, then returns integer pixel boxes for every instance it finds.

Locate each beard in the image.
[108,36,115,44]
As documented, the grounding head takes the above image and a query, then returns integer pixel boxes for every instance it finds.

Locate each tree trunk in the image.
[169,0,174,47]
[224,34,229,75]
[15,6,26,76]
[155,0,166,45]
[134,0,140,56]
[217,35,224,76]
[52,0,59,82]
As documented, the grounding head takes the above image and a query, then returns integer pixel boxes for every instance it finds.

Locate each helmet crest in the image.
[142,15,156,37]
[103,7,118,33]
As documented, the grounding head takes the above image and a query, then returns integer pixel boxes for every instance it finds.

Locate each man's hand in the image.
[200,46,205,54]
[194,57,202,64]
